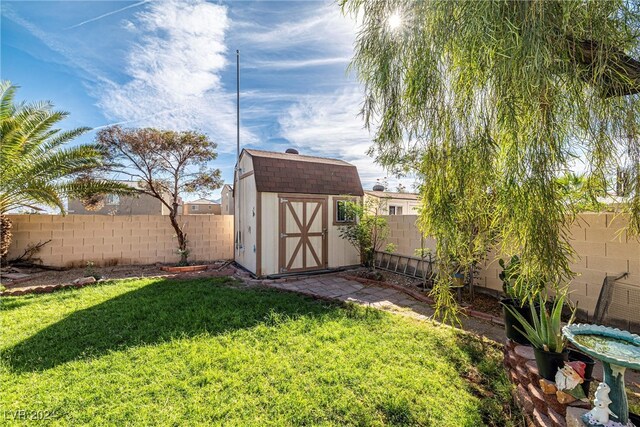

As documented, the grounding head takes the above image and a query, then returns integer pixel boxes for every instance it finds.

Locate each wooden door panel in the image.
[306,202,323,233]
[279,197,327,273]
[306,236,323,267]
[285,237,303,270]
[285,202,304,234]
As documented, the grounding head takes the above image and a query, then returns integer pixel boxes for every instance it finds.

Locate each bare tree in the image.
[96,126,223,265]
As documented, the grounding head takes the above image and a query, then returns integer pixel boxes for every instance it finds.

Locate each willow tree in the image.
[341,0,640,321]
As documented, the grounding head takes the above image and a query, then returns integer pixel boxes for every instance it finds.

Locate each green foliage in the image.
[384,243,397,253]
[555,173,605,213]
[341,0,640,320]
[506,292,575,353]
[338,198,391,269]
[414,247,432,258]
[0,81,132,215]
[84,261,101,281]
[0,277,520,426]
[499,255,525,300]
[96,126,223,265]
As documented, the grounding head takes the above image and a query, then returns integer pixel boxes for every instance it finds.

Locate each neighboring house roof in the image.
[188,198,217,205]
[364,190,419,200]
[244,149,364,196]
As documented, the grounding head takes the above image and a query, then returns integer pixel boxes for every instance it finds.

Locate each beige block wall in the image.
[6,214,234,268]
[384,215,436,257]
[382,213,639,324]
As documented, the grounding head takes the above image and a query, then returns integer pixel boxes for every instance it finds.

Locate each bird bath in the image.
[563,324,640,427]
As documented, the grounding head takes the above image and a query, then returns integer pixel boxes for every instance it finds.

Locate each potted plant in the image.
[506,292,575,381]
[499,256,533,344]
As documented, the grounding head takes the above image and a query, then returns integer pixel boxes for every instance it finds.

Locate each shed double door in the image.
[279,196,328,273]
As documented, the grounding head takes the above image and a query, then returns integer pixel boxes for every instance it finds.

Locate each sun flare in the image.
[388,11,402,31]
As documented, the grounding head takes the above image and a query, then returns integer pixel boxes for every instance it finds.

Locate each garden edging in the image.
[504,339,591,427]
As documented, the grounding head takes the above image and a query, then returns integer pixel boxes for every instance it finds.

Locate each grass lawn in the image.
[1,277,521,426]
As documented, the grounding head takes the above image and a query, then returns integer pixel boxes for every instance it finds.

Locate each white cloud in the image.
[278,88,416,191]
[241,4,356,53]
[98,0,255,152]
[249,56,351,70]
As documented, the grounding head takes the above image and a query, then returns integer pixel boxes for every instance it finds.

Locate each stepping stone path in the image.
[248,273,507,342]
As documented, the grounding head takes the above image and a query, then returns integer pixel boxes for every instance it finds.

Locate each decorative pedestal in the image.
[563,325,640,427]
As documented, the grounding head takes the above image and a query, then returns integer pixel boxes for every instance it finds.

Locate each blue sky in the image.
[2,0,413,200]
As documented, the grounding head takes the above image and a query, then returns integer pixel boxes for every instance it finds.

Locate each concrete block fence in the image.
[382,213,639,327]
[4,212,639,326]
[6,214,234,268]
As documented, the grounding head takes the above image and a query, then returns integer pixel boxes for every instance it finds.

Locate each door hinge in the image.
[280,199,288,203]
[280,233,288,238]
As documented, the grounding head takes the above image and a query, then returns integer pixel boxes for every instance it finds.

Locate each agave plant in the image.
[0,81,131,259]
[506,292,576,353]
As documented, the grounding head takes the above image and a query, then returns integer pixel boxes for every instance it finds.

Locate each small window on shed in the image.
[192,205,198,211]
[335,199,355,224]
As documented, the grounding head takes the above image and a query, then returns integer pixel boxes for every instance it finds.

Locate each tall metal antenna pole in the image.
[235,49,241,251]
[236,49,240,163]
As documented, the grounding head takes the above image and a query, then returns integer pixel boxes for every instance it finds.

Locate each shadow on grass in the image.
[3,278,339,372]
[449,331,525,427]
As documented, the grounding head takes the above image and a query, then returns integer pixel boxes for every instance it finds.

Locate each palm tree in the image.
[0,81,130,260]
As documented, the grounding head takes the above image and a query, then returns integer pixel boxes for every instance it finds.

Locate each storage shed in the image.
[234,148,364,277]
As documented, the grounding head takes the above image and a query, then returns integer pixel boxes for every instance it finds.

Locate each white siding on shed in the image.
[235,149,363,277]
[234,154,257,274]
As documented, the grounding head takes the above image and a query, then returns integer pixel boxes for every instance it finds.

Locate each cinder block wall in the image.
[384,215,437,256]
[6,214,234,268]
[382,213,639,323]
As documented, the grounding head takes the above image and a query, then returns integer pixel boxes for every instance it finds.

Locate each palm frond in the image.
[0,81,120,215]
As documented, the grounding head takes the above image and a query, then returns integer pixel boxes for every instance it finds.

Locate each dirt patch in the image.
[347,267,428,290]
[1,261,232,291]
[461,289,503,317]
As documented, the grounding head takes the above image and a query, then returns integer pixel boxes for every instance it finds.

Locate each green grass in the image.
[1,277,521,426]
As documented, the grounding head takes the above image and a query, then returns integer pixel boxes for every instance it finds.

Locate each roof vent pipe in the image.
[372,184,385,191]
[285,148,299,154]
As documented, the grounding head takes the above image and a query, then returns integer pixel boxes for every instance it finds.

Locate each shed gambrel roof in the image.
[243,149,364,196]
